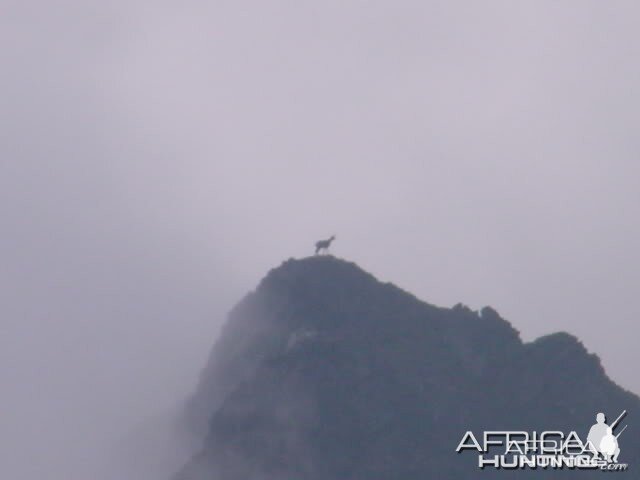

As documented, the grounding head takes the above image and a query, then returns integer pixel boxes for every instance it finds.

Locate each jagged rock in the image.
[177,256,639,479]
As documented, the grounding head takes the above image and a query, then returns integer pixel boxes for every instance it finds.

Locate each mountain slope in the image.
[177,256,639,479]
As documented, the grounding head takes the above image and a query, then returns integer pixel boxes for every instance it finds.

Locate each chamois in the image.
[315,235,336,255]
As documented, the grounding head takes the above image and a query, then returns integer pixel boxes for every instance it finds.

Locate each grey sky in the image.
[2,1,639,479]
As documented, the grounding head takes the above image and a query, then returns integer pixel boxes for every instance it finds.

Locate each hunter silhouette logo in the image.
[456,410,630,471]
[586,410,627,463]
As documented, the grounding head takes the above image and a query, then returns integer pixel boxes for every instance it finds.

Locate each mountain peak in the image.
[179,257,640,480]
[260,255,376,287]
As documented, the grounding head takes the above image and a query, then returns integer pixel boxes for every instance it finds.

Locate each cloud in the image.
[1,1,639,478]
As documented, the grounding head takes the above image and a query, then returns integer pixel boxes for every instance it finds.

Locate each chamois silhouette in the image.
[314,235,336,255]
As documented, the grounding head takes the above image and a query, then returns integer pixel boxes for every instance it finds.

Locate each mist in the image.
[2,1,640,479]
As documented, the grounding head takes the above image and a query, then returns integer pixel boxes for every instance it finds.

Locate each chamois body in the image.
[314,235,335,255]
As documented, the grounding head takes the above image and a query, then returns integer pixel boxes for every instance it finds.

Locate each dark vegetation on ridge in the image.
[176,256,639,479]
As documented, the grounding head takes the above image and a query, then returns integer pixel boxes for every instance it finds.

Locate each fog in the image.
[2,1,639,479]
